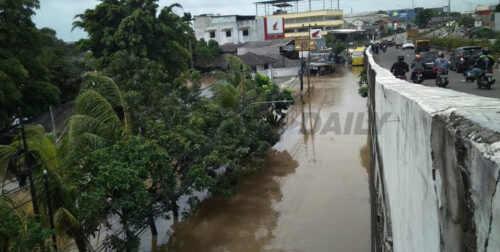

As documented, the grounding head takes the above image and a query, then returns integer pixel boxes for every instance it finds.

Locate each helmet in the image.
[414,54,422,61]
[397,55,404,62]
[482,48,490,55]
[438,51,445,58]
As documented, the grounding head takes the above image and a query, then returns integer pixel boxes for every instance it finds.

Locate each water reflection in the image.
[161,150,298,252]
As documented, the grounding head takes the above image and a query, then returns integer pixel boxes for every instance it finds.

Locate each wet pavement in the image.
[159,66,371,252]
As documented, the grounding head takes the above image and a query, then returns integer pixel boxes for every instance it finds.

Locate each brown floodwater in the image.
[160,66,370,252]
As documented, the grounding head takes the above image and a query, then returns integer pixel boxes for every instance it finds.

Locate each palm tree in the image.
[0,125,88,251]
[63,73,131,152]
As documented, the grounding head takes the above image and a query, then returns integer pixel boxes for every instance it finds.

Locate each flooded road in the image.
[161,66,371,252]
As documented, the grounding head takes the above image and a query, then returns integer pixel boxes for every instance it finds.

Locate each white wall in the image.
[367,48,500,252]
[193,15,263,45]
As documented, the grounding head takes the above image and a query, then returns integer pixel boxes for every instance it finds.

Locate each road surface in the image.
[373,47,500,99]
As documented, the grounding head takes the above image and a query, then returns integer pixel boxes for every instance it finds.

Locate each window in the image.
[209,31,215,38]
[242,29,249,36]
[226,30,231,37]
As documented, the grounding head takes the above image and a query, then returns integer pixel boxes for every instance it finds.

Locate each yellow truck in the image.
[351,47,365,66]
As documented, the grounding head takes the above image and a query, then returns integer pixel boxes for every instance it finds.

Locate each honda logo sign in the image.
[310,29,322,39]
[264,17,284,40]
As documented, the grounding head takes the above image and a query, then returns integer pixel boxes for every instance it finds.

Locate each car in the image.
[420,51,440,78]
[402,41,415,50]
[450,46,482,73]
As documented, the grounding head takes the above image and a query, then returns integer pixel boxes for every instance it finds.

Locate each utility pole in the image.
[49,105,56,136]
[448,0,451,34]
[240,64,245,106]
[43,170,58,251]
[307,23,311,96]
[338,0,339,10]
[19,108,40,221]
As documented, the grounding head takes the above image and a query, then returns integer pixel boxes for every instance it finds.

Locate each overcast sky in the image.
[34,0,498,41]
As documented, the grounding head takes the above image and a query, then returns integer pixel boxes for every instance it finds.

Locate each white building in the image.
[193,15,265,45]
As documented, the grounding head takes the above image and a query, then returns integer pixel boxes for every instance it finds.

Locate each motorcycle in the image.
[476,68,496,90]
[395,75,407,80]
[382,45,387,53]
[464,70,476,82]
[412,71,424,84]
[435,71,449,88]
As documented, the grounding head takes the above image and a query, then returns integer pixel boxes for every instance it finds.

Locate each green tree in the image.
[76,136,177,250]
[74,1,193,77]
[332,41,347,56]
[416,8,435,28]
[64,74,131,152]
[0,196,53,251]
[194,39,221,60]
[459,16,475,28]
[0,0,62,129]
[0,125,88,251]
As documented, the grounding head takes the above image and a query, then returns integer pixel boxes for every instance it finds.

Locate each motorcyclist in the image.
[474,48,495,73]
[434,51,450,74]
[411,54,425,80]
[391,55,409,79]
[463,53,478,78]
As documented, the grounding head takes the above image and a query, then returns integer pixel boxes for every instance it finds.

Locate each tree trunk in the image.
[171,198,179,224]
[74,232,88,252]
[148,213,158,236]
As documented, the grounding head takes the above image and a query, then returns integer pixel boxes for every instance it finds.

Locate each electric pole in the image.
[307,23,311,96]
[43,170,58,251]
[19,108,40,221]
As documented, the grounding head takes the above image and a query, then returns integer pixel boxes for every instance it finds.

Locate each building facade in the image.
[266,10,343,39]
[193,15,264,45]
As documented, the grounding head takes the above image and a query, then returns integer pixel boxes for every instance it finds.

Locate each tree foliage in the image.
[194,39,221,60]
[74,0,193,76]
[459,16,475,28]
[0,0,88,131]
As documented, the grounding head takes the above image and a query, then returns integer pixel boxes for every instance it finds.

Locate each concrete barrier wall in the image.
[366,49,500,252]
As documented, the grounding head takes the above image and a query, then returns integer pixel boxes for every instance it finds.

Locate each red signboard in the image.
[479,10,493,16]
[264,17,285,40]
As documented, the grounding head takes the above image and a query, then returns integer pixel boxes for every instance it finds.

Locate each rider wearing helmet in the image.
[411,54,425,80]
[475,48,495,71]
[391,55,409,78]
[434,51,450,73]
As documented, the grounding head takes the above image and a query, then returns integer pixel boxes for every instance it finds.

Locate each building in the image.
[344,12,389,30]
[193,14,264,45]
[255,0,343,39]
[475,5,496,28]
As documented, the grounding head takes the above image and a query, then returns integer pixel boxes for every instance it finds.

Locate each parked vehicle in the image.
[351,47,365,66]
[420,51,439,78]
[450,46,482,73]
[415,40,430,54]
[402,40,415,50]
[475,68,496,89]
[435,71,449,87]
